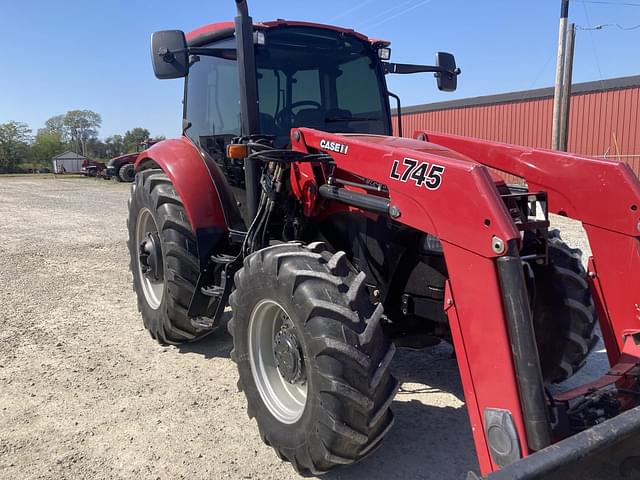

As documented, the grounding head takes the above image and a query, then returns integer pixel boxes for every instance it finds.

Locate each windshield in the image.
[256,27,390,147]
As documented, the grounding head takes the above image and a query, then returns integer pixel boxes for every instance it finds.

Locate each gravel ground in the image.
[0,176,606,480]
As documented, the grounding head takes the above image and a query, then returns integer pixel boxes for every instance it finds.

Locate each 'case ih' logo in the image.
[390,157,445,190]
[320,139,349,155]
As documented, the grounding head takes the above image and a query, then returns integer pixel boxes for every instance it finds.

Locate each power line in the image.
[573,0,640,6]
[577,23,640,29]
[526,50,556,91]
[354,0,419,29]
[326,0,378,23]
[581,0,607,91]
[361,0,433,29]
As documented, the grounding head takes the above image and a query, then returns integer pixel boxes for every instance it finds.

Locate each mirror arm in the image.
[157,47,237,64]
[189,47,237,61]
[157,47,180,64]
[382,62,461,77]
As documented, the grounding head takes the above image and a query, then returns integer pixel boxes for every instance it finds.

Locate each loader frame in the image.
[292,127,640,474]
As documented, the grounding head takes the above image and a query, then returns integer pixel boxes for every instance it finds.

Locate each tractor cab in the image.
[171,22,458,148]
[153,21,458,224]
[253,26,391,145]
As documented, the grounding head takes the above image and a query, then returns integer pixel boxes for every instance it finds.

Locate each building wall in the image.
[394,79,640,178]
[52,158,83,174]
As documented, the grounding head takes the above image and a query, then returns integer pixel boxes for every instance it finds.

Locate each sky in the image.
[1,0,639,139]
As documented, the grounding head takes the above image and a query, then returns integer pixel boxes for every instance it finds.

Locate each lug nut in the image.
[389,205,401,218]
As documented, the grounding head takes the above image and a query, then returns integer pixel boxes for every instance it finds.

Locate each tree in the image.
[86,138,109,159]
[42,114,69,142]
[124,127,150,153]
[104,134,126,158]
[32,114,70,165]
[31,130,66,166]
[0,121,32,172]
[63,110,102,156]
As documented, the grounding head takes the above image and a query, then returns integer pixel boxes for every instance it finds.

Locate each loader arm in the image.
[291,127,640,477]
[416,130,640,363]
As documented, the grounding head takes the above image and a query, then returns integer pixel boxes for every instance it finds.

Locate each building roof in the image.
[398,75,640,115]
[52,151,88,161]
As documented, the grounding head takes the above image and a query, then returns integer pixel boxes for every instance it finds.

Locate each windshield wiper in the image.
[324,116,381,123]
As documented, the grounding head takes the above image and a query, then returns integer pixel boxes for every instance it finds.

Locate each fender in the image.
[136,137,226,230]
[135,136,246,266]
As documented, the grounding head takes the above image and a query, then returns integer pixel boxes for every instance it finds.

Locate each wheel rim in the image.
[248,299,308,424]
[136,208,164,310]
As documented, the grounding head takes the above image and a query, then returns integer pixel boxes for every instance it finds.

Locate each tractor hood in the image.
[108,152,138,166]
[338,134,507,184]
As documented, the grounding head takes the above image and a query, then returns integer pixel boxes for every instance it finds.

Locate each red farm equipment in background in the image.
[106,139,158,182]
[81,158,107,177]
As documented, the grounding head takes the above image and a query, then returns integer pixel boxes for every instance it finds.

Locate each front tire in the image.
[229,243,398,475]
[127,169,209,344]
[119,163,135,182]
[527,230,599,383]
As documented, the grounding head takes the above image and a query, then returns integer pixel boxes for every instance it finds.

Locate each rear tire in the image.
[127,169,209,344]
[527,230,598,383]
[229,243,398,475]
[119,163,135,182]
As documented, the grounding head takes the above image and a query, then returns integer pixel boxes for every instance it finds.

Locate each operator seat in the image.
[293,108,326,130]
[259,113,279,136]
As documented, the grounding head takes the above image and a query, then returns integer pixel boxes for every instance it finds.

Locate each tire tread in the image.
[229,242,397,474]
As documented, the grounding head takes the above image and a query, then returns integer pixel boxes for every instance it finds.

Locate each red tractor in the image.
[81,158,107,177]
[107,139,158,182]
[128,1,640,478]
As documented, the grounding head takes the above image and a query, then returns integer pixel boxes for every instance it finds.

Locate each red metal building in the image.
[395,75,640,177]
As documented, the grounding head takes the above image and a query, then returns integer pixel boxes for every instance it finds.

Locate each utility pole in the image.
[559,23,576,152]
[551,0,570,150]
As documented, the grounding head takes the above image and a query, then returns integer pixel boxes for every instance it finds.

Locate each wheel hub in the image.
[274,325,305,384]
[139,232,163,281]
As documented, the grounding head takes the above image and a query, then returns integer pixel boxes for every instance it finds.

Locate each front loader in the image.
[127,1,640,477]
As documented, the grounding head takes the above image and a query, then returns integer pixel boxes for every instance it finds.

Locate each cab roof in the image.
[185,19,390,47]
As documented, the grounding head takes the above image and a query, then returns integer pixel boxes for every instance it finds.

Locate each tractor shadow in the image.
[332,337,611,480]
[178,315,480,478]
[175,314,609,479]
[325,343,480,480]
[176,311,234,359]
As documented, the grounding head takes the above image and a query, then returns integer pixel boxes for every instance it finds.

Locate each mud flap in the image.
[468,405,640,480]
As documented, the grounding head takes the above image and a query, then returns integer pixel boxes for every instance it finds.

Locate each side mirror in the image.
[150,30,189,79]
[435,52,458,92]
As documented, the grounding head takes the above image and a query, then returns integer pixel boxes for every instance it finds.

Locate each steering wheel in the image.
[275,100,322,128]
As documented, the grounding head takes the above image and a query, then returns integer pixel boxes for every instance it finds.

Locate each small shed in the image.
[52,151,87,174]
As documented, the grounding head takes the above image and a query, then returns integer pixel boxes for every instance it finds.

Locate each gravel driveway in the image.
[0,176,606,479]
